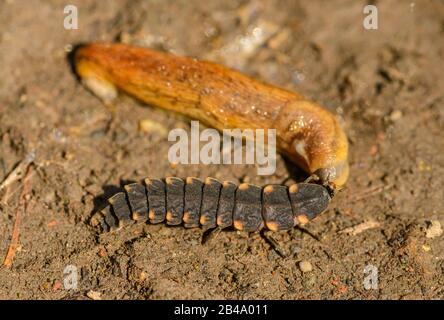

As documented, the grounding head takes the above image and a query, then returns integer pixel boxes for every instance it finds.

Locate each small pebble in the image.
[425,220,442,239]
[139,271,147,282]
[43,190,56,204]
[389,110,403,121]
[138,119,168,137]
[299,260,313,273]
[86,290,102,300]
[369,145,378,156]
[418,159,432,172]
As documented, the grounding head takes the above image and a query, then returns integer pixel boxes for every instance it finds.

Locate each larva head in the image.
[313,160,349,189]
[277,101,349,188]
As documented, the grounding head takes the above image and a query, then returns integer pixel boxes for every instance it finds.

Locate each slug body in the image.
[91,177,331,234]
[73,43,349,187]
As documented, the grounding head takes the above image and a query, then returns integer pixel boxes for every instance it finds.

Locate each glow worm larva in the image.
[90,177,331,233]
[72,43,349,188]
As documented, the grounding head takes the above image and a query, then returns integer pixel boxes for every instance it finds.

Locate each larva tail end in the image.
[89,212,102,228]
[89,209,110,234]
[91,204,120,234]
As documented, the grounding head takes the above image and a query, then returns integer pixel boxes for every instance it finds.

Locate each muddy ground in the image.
[0,0,443,299]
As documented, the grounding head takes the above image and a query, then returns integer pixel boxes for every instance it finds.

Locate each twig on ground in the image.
[348,184,392,203]
[3,165,33,268]
[0,151,35,192]
[339,220,380,236]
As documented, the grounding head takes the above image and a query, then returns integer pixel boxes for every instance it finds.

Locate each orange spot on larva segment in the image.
[263,185,274,193]
[183,211,191,223]
[239,183,249,190]
[200,215,208,225]
[233,220,244,230]
[222,181,232,187]
[186,177,196,184]
[266,221,279,231]
[166,211,173,221]
[289,184,298,194]
[165,177,174,185]
[217,216,224,226]
[149,209,155,220]
[297,214,309,225]
[132,212,141,221]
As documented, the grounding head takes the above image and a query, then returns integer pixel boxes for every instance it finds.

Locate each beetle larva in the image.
[72,43,349,188]
[90,177,331,234]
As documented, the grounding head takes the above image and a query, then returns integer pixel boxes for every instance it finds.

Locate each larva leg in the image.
[216,181,237,229]
[108,192,133,228]
[183,177,203,228]
[124,183,149,222]
[233,183,263,232]
[262,185,294,231]
[165,177,184,226]
[199,178,222,231]
[145,178,166,224]
[289,183,331,225]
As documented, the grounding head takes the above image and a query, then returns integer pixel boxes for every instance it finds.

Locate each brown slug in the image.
[73,43,349,188]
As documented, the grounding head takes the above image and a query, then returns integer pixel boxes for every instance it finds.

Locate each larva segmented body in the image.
[90,177,331,234]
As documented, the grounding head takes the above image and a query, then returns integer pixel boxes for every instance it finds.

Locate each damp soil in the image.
[0,0,443,299]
